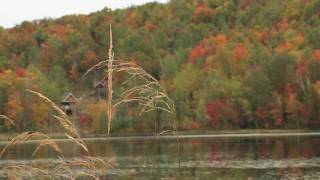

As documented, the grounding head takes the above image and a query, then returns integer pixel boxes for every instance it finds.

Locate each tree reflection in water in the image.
[1,135,320,179]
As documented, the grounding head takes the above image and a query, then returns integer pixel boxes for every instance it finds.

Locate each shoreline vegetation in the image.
[0,129,318,143]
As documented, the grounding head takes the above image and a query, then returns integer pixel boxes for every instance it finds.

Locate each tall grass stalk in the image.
[85,26,178,136]
[0,115,15,127]
[107,25,114,135]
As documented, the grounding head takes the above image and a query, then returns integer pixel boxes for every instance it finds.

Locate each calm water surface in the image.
[1,135,320,179]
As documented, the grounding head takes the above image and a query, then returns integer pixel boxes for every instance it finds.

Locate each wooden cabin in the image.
[60,92,78,116]
[94,78,107,100]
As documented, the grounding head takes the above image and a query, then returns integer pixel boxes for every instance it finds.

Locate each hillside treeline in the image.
[0,0,320,132]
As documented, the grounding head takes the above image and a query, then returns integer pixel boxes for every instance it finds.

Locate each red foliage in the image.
[233,43,248,61]
[79,113,93,128]
[298,104,310,119]
[285,83,296,95]
[16,68,27,78]
[275,117,283,126]
[206,100,226,128]
[188,43,206,63]
[255,106,269,120]
[296,63,307,76]
[255,106,270,127]
[272,104,283,126]
[188,35,223,64]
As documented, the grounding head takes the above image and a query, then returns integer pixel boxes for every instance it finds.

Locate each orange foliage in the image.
[49,24,74,36]
[69,64,78,80]
[194,5,215,17]
[82,50,97,68]
[313,80,320,94]
[190,121,201,129]
[214,34,228,47]
[260,31,272,44]
[125,11,139,27]
[233,43,248,61]
[4,93,22,129]
[240,0,253,9]
[32,101,50,129]
[86,50,96,60]
[286,93,297,115]
[295,33,305,45]
[313,49,320,60]
[275,42,293,53]
[144,22,157,32]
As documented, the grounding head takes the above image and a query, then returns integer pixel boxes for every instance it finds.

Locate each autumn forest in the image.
[0,0,320,134]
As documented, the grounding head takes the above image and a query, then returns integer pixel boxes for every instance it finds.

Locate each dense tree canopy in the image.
[0,0,320,132]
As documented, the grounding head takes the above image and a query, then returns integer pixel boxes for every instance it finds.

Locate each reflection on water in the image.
[1,135,320,179]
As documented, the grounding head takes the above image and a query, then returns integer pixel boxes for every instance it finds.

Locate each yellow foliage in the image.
[32,101,50,129]
[313,81,320,95]
[83,101,107,131]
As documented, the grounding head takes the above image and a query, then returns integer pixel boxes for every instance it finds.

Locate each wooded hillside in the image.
[0,0,320,132]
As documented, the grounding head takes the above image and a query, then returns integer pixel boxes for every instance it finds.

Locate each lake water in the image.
[1,134,320,179]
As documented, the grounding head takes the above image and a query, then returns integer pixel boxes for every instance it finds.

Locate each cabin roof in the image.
[94,77,107,88]
[61,92,78,103]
